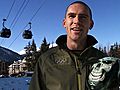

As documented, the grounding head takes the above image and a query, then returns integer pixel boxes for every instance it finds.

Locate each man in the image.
[29,1,120,90]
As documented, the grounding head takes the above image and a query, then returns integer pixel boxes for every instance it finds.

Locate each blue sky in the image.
[0,0,120,52]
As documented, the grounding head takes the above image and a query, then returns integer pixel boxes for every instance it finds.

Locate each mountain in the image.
[0,46,23,63]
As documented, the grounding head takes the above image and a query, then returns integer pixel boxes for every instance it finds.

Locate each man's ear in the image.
[89,20,94,30]
[62,18,66,28]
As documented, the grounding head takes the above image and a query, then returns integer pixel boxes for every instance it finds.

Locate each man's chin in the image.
[72,36,81,41]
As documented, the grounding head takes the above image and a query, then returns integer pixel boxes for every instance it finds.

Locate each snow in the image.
[0,77,31,90]
[19,49,26,55]
[49,43,57,48]
[18,47,40,55]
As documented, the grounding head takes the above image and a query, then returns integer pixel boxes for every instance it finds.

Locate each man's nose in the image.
[74,16,80,24]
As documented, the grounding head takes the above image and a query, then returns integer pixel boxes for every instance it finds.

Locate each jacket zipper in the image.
[69,46,92,90]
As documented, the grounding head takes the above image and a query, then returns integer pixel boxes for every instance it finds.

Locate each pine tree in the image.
[23,38,50,71]
[40,37,50,54]
[109,42,120,58]
[24,42,31,55]
[24,39,37,71]
[31,39,37,53]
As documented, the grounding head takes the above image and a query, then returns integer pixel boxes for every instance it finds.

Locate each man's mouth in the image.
[71,27,83,32]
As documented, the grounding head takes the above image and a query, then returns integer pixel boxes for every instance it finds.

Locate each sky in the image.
[0,0,120,53]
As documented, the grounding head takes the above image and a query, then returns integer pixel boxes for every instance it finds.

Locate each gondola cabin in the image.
[22,30,32,39]
[0,27,11,38]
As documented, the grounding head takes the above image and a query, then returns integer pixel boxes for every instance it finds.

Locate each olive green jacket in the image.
[29,35,119,90]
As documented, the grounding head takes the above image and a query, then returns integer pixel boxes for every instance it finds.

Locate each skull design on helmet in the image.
[88,57,119,88]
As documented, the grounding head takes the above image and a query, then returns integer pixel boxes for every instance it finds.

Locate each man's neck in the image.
[67,39,87,50]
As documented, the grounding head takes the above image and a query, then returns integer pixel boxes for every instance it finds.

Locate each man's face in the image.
[63,3,93,41]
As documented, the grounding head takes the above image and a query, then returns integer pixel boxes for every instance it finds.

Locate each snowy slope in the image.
[0,77,31,90]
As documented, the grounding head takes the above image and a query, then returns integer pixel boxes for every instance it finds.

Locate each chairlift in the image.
[0,19,11,38]
[22,22,33,39]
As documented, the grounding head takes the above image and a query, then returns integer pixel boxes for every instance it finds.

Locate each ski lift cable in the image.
[0,0,16,45]
[10,0,28,28]
[1,0,27,45]
[7,23,30,48]
[6,0,16,20]
[0,39,4,45]
[1,0,29,46]
[10,0,30,29]
[8,0,47,48]
[29,0,47,22]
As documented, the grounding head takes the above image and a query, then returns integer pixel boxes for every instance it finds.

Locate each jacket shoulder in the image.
[84,47,108,60]
[41,46,59,56]
[39,46,66,60]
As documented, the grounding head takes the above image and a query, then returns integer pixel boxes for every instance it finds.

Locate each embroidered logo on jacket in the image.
[53,54,71,65]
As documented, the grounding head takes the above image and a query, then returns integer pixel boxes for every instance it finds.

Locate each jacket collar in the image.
[56,34,98,49]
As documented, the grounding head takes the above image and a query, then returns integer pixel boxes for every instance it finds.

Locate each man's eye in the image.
[80,16,87,19]
[69,15,75,18]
